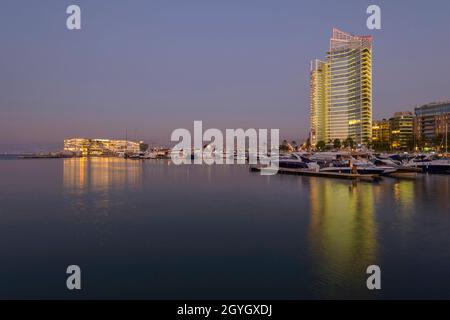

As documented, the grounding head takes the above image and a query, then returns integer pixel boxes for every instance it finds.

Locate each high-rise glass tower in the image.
[310,28,373,147]
[310,59,329,146]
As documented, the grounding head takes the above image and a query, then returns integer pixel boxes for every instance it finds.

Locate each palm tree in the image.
[333,139,341,149]
[291,140,298,151]
[279,139,290,152]
[343,137,355,149]
[316,140,326,151]
[305,138,311,151]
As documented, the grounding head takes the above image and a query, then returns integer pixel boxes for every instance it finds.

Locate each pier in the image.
[250,165,382,182]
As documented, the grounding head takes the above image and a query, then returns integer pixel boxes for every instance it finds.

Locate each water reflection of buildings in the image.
[421,175,450,205]
[308,178,378,297]
[63,158,143,195]
[393,180,414,211]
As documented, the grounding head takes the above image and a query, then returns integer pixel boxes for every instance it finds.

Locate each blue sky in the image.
[1,0,449,150]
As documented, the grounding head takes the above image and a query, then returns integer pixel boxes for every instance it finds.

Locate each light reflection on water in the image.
[63,158,143,215]
[1,157,450,299]
[63,157,143,193]
[308,179,377,297]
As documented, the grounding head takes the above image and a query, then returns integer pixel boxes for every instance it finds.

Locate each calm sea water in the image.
[0,157,450,299]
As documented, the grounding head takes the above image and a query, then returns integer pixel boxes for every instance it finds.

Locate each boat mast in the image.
[446,122,448,154]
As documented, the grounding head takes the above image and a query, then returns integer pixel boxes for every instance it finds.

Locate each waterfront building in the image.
[64,138,148,156]
[310,28,373,147]
[310,59,329,146]
[414,101,450,148]
[372,119,390,145]
[389,111,414,150]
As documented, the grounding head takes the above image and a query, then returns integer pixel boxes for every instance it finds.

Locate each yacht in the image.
[404,154,450,174]
[142,150,158,159]
[277,153,320,171]
[312,152,388,175]
[319,161,387,175]
[128,151,145,159]
[369,155,420,178]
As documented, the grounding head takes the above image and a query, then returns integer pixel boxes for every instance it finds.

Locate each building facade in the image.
[372,119,390,145]
[414,101,450,147]
[64,138,147,156]
[310,28,373,147]
[310,59,329,146]
[389,112,414,150]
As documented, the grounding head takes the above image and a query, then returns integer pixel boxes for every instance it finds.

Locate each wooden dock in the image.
[250,166,382,182]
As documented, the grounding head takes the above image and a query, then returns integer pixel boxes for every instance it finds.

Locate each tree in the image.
[343,137,355,149]
[316,140,326,151]
[291,140,298,151]
[280,140,293,152]
[333,139,341,149]
[305,138,311,150]
[363,138,372,150]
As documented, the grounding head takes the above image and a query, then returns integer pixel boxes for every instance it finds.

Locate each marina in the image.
[14,149,450,179]
[0,0,449,303]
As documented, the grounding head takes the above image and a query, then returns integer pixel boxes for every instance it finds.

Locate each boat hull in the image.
[278,161,310,169]
[416,165,450,174]
[320,167,384,175]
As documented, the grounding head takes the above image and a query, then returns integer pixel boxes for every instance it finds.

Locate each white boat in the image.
[320,164,386,175]
[404,154,450,174]
[277,153,320,171]
[312,152,389,175]
[127,151,145,159]
[142,151,158,159]
[370,155,419,178]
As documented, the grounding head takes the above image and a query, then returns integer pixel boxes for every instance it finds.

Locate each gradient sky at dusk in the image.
[1,0,450,151]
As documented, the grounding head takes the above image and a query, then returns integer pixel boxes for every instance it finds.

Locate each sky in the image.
[1,0,450,151]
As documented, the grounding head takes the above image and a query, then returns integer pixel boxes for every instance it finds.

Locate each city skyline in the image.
[1,0,450,152]
[1,2,450,304]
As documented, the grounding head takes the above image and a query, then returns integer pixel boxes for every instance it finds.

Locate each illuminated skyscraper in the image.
[310,28,373,147]
[310,59,329,146]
